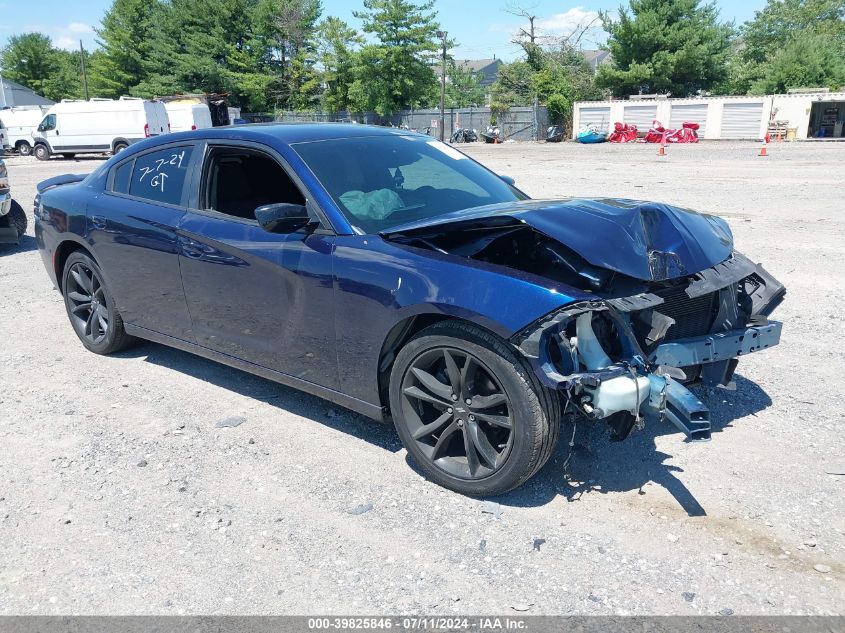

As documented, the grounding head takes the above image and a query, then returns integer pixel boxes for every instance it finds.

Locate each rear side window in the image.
[128,146,193,206]
[112,161,133,194]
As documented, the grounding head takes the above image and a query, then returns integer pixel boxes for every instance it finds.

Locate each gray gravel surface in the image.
[0,141,842,615]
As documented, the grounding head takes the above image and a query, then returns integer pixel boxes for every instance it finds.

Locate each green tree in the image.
[254,0,323,110]
[750,31,845,93]
[43,49,96,101]
[90,0,160,98]
[133,0,275,109]
[596,0,734,96]
[0,33,58,98]
[742,0,845,64]
[723,0,845,94]
[316,17,363,112]
[445,60,486,108]
[348,0,440,116]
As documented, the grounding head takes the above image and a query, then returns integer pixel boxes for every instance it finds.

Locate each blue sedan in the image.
[33,124,785,496]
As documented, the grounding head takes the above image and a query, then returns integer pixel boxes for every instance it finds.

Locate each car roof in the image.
[165,122,423,146]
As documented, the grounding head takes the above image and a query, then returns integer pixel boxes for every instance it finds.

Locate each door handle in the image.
[91,215,107,229]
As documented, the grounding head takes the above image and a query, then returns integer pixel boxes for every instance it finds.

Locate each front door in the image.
[177,142,339,389]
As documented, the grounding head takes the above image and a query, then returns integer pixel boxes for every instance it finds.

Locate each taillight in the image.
[191,124,197,131]
[144,123,150,138]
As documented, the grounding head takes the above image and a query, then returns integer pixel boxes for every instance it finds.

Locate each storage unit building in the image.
[572,92,845,141]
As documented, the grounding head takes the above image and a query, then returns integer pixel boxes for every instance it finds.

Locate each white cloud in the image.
[492,6,608,48]
[67,22,93,34]
[37,22,95,50]
[53,36,77,51]
[536,8,601,36]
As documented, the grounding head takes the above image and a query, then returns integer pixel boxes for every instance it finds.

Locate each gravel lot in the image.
[1,140,843,615]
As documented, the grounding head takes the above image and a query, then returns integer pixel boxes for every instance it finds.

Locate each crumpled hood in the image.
[382,198,734,281]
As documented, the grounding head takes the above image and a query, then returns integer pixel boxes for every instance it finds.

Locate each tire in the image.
[33,144,50,161]
[9,200,27,237]
[61,153,76,160]
[112,142,128,155]
[389,321,560,496]
[62,251,135,355]
[16,141,32,157]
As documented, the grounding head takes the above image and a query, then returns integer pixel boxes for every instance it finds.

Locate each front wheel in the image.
[389,321,560,496]
[33,144,50,161]
[62,251,135,355]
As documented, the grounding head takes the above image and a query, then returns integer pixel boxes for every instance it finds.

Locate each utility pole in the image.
[437,30,447,142]
[79,40,90,101]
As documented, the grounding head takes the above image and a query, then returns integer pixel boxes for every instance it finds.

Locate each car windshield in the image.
[292,134,525,233]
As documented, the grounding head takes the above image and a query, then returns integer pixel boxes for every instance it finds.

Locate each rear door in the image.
[86,142,199,340]
[176,140,339,388]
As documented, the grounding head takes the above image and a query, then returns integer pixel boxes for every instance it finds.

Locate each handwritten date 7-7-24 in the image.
[137,150,187,192]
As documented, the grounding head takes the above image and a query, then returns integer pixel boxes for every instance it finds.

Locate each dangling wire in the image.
[561,399,578,472]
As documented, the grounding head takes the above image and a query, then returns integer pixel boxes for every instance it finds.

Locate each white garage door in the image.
[624,104,658,129]
[578,106,611,130]
[721,102,765,139]
[670,103,709,131]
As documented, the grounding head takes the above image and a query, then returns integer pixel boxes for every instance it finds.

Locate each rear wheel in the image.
[9,200,27,237]
[33,144,50,161]
[62,251,135,355]
[16,141,32,156]
[389,321,560,496]
[112,142,128,154]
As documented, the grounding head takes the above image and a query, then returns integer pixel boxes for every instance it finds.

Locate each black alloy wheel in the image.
[390,321,560,496]
[61,251,134,354]
[66,261,110,345]
[401,346,514,480]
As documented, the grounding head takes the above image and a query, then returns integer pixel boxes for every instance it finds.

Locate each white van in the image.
[164,102,213,133]
[31,97,169,161]
[0,119,8,152]
[0,106,49,156]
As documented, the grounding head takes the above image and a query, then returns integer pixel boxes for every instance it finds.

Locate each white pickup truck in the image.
[0,158,27,244]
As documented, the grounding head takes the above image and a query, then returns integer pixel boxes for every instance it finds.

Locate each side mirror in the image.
[499,174,515,186]
[255,203,312,233]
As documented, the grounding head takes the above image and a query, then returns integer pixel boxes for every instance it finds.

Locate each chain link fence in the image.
[268,106,548,141]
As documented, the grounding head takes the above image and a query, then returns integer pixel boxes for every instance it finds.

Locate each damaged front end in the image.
[383,199,786,442]
[512,252,785,442]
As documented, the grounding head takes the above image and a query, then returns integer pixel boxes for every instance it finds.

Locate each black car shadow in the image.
[112,338,772,515]
[0,234,38,255]
[494,375,772,516]
[114,340,404,453]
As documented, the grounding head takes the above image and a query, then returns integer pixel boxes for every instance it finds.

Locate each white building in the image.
[573,91,845,140]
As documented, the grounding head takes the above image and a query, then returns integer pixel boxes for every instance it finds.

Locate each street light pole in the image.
[437,30,447,142]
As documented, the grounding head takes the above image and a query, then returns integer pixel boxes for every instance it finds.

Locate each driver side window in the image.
[39,114,56,132]
[202,147,309,222]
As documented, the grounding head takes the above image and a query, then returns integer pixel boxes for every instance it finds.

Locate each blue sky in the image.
[2,0,767,60]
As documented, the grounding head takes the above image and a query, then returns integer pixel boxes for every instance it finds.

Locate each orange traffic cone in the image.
[759,133,769,157]
[658,132,667,156]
